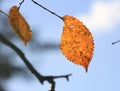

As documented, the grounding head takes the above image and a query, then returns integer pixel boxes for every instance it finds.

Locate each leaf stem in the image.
[31,0,63,20]
[18,0,25,10]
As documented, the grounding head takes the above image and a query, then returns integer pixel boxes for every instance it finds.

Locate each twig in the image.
[0,33,44,83]
[31,0,63,20]
[0,10,8,17]
[112,40,120,45]
[18,0,25,10]
[45,74,72,91]
[0,33,72,91]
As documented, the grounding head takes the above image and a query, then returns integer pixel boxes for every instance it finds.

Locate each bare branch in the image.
[31,0,63,20]
[112,40,120,45]
[0,33,72,91]
[44,74,72,91]
[0,33,44,83]
[0,10,8,17]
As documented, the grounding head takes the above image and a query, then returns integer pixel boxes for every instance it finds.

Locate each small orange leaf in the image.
[60,15,94,72]
[9,6,32,45]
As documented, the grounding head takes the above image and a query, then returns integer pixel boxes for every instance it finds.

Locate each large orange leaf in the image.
[9,6,32,45]
[60,15,94,72]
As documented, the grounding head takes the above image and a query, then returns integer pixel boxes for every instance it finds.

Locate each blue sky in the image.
[1,0,120,91]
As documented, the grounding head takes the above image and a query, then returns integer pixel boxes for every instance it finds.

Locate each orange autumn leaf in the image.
[9,6,32,45]
[60,15,94,72]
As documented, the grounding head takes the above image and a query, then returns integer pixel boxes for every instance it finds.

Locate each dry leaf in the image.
[60,15,94,72]
[9,6,32,45]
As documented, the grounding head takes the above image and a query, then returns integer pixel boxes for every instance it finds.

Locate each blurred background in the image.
[0,0,120,91]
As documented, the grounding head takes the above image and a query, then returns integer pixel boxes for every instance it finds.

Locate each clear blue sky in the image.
[1,0,120,91]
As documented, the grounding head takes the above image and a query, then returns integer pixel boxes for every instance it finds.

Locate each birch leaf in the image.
[9,6,32,45]
[60,15,94,72]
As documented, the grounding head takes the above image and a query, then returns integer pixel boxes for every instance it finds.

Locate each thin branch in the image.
[0,33,44,83]
[18,0,25,10]
[44,74,72,91]
[112,40,120,45]
[0,10,8,17]
[0,33,72,91]
[53,74,72,81]
[31,0,63,20]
